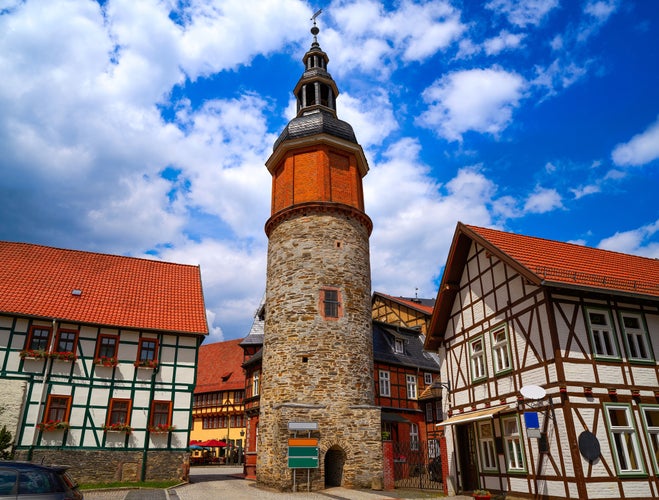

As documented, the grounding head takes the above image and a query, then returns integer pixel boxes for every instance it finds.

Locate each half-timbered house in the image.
[425,222,659,499]
[0,241,207,483]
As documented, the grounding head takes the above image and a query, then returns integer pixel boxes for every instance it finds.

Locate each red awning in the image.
[199,439,227,447]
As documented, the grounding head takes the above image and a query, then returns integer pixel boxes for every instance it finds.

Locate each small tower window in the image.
[320,288,342,320]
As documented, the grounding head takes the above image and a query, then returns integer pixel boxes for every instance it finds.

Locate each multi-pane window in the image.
[410,423,419,450]
[470,337,487,380]
[379,370,391,397]
[605,403,643,474]
[641,406,659,473]
[234,390,245,403]
[252,371,260,397]
[44,395,71,423]
[394,338,404,354]
[425,403,433,423]
[424,372,433,385]
[406,374,417,399]
[138,338,157,362]
[435,400,443,422]
[502,416,525,471]
[96,335,118,359]
[620,312,652,361]
[491,325,511,373]
[321,289,341,319]
[27,327,51,351]
[55,329,78,354]
[108,399,131,426]
[478,421,498,471]
[586,308,619,358]
[150,401,172,427]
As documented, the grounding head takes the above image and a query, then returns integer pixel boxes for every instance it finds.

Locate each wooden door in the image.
[457,423,479,491]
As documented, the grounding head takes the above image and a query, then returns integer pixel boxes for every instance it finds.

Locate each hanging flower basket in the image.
[50,351,77,362]
[134,359,158,369]
[19,349,49,360]
[103,423,132,434]
[148,424,176,434]
[37,420,69,432]
[94,356,119,367]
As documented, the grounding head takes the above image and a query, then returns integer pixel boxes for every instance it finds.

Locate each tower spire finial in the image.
[310,9,322,45]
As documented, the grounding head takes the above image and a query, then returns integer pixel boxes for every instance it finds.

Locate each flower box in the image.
[94,356,119,367]
[473,490,491,500]
[37,420,69,432]
[148,424,176,434]
[50,351,77,362]
[19,349,49,360]
[134,359,158,369]
[103,423,132,434]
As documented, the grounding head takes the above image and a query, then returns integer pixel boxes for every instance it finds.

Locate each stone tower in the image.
[256,21,383,491]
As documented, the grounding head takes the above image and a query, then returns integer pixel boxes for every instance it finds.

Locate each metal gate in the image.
[392,439,442,490]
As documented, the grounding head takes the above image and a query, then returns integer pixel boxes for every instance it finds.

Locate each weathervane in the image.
[310,8,322,42]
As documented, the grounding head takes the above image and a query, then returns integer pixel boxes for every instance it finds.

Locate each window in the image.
[586,308,620,358]
[641,406,659,473]
[491,325,511,373]
[234,390,245,403]
[27,327,51,351]
[470,337,487,380]
[138,338,158,362]
[150,400,172,428]
[478,421,498,471]
[252,371,260,397]
[620,312,652,362]
[107,398,131,426]
[379,370,391,397]
[406,374,417,399]
[410,423,419,450]
[502,415,525,471]
[394,339,404,354]
[44,395,71,423]
[605,403,644,474]
[321,288,342,319]
[54,329,78,354]
[425,403,433,423]
[435,400,444,422]
[96,334,118,360]
[424,372,433,385]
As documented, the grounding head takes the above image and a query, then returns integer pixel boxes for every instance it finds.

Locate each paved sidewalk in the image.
[83,466,473,500]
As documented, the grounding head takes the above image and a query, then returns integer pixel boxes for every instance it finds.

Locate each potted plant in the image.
[102,423,132,434]
[37,420,69,432]
[381,431,391,440]
[473,489,491,500]
[94,356,119,367]
[148,423,176,434]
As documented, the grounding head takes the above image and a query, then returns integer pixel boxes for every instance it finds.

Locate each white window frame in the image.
[604,403,645,475]
[379,370,391,397]
[410,423,419,451]
[491,324,512,374]
[470,336,487,381]
[585,307,620,359]
[394,338,404,354]
[619,312,653,362]
[252,370,260,397]
[406,374,417,400]
[501,415,526,472]
[641,405,659,474]
[477,420,498,472]
[424,372,433,385]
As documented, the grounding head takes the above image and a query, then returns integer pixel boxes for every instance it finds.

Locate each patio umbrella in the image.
[199,439,227,447]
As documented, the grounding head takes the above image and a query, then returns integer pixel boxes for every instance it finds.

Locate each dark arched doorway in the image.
[324,446,346,487]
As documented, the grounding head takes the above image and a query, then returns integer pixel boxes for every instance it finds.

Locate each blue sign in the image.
[524,412,540,429]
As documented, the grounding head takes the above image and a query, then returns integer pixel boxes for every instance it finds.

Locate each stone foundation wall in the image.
[13,449,189,484]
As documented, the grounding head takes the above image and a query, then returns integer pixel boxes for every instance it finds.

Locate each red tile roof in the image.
[0,241,208,335]
[377,293,435,315]
[426,223,659,349]
[466,225,659,297]
[194,338,245,394]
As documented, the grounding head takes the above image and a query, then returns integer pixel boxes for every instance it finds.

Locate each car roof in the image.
[0,461,69,472]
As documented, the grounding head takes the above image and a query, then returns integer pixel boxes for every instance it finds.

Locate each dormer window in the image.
[394,338,404,354]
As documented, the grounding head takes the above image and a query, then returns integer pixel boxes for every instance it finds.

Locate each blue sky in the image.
[1,0,658,343]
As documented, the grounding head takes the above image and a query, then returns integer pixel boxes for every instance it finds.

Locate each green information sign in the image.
[287,446,319,468]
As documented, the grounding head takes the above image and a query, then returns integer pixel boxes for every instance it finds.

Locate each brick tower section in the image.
[256,28,383,491]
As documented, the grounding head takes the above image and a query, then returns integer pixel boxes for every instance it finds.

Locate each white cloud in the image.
[484,31,525,55]
[611,116,659,167]
[597,220,659,259]
[570,183,601,199]
[532,59,589,98]
[417,67,526,141]
[584,0,619,22]
[523,187,563,213]
[485,0,559,27]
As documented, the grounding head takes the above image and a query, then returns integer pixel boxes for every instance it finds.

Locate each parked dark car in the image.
[0,461,83,499]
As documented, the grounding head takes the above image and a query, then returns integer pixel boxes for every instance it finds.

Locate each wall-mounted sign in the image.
[524,412,540,429]
[288,422,318,431]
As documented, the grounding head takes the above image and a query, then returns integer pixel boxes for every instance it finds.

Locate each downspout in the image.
[29,319,57,460]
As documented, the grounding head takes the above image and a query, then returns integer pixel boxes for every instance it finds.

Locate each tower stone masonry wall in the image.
[257,208,382,490]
